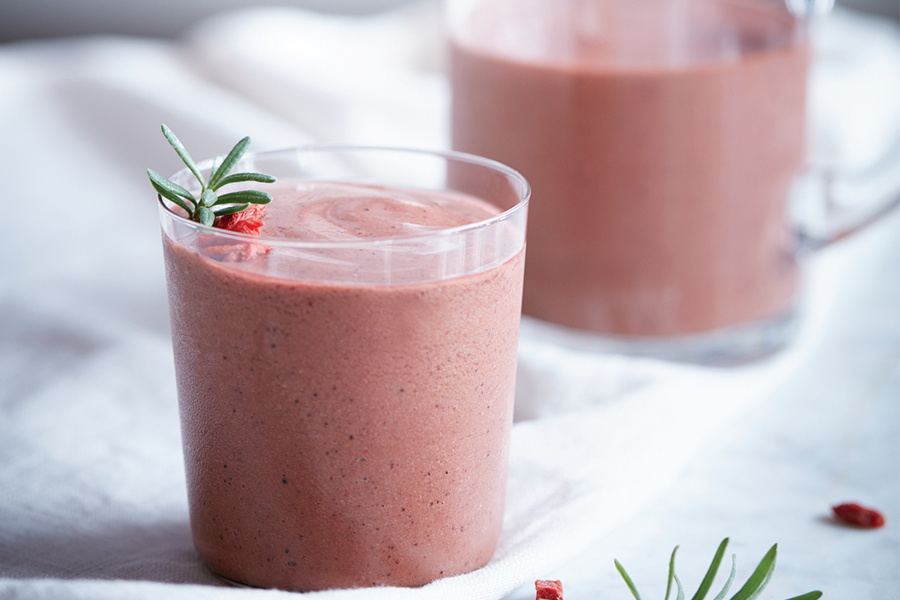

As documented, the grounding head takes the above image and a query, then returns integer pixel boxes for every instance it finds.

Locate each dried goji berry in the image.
[832,503,885,528]
[535,579,563,600]
[194,204,270,261]
[200,241,269,262]
[216,203,266,235]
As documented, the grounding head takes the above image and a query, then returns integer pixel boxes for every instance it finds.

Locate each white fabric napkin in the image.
[0,2,897,599]
[185,0,451,150]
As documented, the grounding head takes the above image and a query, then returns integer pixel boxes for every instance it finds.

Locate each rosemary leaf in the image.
[155,192,192,216]
[149,183,193,216]
[674,570,685,600]
[711,555,737,600]
[148,169,196,204]
[161,125,204,186]
[666,547,679,600]
[692,538,729,600]
[614,559,643,600]
[211,203,251,216]
[785,592,823,600]
[200,189,218,208]
[214,172,277,189]
[729,544,777,600]
[216,190,273,205]
[208,135,251,190]
[196,206,215,227]
[152,184,191,212]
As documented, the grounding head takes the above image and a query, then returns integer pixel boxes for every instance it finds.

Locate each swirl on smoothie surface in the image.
[261,182,500,240]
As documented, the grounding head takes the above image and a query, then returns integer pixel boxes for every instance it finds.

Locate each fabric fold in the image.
[0,2,897,599]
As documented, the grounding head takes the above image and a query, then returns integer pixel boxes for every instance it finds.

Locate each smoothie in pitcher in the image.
[451,0,808,338]
[161,173,526,590]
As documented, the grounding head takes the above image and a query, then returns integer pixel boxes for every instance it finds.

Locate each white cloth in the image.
[0,2,897,599]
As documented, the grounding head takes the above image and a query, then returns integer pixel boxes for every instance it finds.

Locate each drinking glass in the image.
[159,146,529,590]
[449,0,896,363]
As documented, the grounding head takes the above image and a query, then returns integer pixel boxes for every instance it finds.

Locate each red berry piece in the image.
[217,203,266,235]
[196,204,270,261]
[832,503,885,528]
[535,579,563,600]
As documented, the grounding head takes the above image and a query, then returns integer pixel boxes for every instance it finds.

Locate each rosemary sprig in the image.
[147,124,275,227]
[615,539,822,600]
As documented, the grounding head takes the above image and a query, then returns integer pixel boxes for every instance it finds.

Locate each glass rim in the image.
[158,144,530,249]
[447,0,809,69]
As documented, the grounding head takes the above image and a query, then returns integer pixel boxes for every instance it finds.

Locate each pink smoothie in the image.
[451,0,808,336]
[163,181,524,590]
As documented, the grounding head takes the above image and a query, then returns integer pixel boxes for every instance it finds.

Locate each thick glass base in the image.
[520,309,800,366]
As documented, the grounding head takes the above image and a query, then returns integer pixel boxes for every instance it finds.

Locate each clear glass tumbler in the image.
[158,146,529,590]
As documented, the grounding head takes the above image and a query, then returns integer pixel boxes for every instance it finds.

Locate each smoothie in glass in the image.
[159,148,529,590]
[450,0,808,342]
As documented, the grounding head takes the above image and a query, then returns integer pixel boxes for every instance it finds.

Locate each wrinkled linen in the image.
[0,2,897,599]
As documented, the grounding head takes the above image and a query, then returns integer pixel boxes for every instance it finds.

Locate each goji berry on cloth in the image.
[535,579,563,600]
[832,502,885,528]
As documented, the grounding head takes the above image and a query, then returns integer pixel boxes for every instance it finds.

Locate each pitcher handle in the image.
[792,134,900,254]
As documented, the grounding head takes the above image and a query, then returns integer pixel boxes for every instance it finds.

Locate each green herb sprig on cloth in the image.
[614,538,822,600]
[147,124,275,227]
